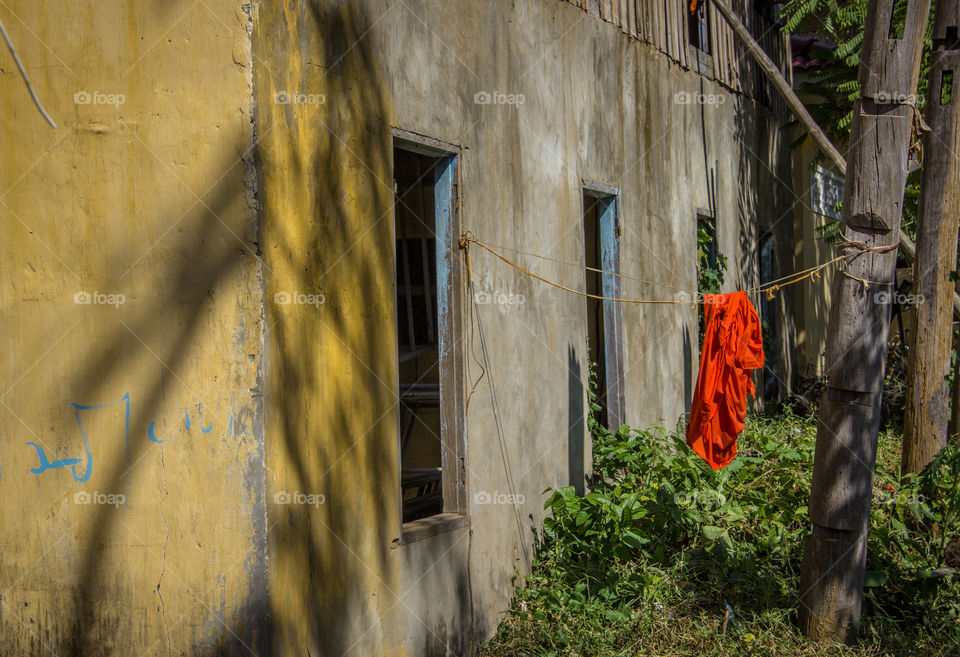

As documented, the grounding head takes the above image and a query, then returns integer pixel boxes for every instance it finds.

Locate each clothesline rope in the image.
[457,238,689,293]
[458,233,896,305]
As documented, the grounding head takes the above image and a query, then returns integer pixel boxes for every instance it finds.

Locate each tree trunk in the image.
[902,0,960,475]
[797,0,930,643]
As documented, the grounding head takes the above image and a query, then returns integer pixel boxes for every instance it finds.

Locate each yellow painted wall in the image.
[250,3,474,653]
[0,1,267,654]
[251,0,399,651]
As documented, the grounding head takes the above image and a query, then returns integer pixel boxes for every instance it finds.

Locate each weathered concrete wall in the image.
[252,0,795,654]
[0,0,795,655]
[0,1,267,655]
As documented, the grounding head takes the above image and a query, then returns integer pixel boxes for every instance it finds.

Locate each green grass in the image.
[478,411,960,657]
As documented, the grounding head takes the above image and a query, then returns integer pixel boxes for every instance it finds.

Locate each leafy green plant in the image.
[696,216,726,296]
[480,385,960,657]
[697,216,727,340]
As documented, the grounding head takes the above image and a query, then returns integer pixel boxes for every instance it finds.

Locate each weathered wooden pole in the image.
[797,0,930,643]
[902,0,960,474]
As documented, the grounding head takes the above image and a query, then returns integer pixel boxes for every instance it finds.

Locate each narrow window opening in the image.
[394,147,442,524]
[945,25,958,45]
[759,234,780,400]
[941,70,954,106]
[582,185,625,429]
[688,0,711,53]
[583,195,608,429]
[391,135,465,541]
[696,213,721,338]
[697,215,719,275]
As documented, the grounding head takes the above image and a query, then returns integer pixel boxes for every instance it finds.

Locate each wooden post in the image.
[902,1,960,474]
[797,0,930,643]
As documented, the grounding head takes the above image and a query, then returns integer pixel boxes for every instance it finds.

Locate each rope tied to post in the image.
[833,240,899,291]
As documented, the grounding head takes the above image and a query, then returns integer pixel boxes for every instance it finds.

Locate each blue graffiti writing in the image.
[25,442,81,474]
[68,394,131,482]
[147,421,168,443]
[25,393,235,480]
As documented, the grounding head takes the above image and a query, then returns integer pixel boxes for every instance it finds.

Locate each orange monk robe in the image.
[686,291,765,470]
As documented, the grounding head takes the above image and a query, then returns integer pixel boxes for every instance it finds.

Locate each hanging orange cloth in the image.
[686,291,764,469]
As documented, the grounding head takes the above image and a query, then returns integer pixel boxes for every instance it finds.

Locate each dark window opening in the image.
[582,186,625,430]
[393,146,443,524]
[759,234,780,400]
[941,70,954,106]
[696,213,721,339]
[945,25,958,46]
[583,195,608,429]
[689,0,711,53]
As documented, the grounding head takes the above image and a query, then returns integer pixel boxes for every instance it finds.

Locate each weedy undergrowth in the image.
[479,394,960,657]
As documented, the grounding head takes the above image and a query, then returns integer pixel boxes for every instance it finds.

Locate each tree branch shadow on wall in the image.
[253,2,397,655]
[224,2,471,655]
[38,3,473,657]
[52,157,268,657]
